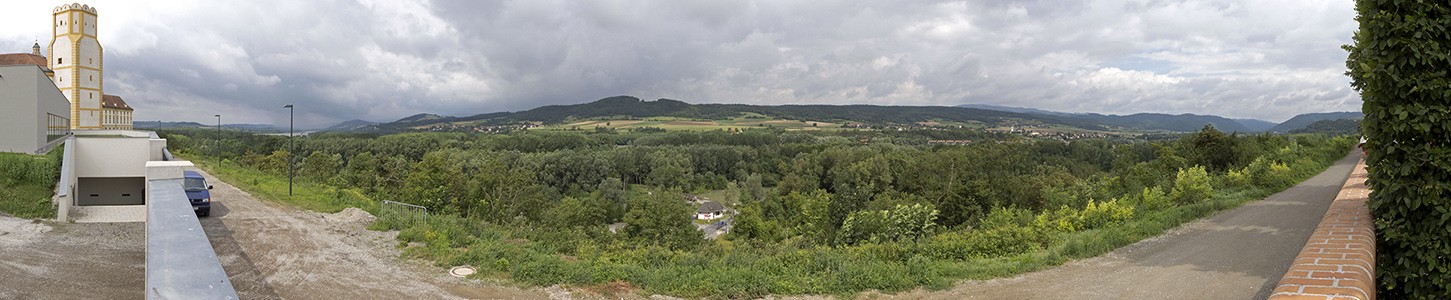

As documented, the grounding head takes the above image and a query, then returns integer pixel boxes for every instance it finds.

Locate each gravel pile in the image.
[325,207,376,225]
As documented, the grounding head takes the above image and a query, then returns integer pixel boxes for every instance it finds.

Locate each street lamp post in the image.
[283,104,294,196]
[215,114,221,167]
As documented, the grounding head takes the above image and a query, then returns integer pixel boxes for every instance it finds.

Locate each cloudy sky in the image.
[1,0,1360,128]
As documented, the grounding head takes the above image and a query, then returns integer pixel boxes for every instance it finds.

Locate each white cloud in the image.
[0,0,1360,126]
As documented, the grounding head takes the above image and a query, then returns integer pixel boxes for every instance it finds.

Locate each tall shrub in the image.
[1345,1,1451,297]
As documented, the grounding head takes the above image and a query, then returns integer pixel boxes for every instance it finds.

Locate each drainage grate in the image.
[448,266,476,278]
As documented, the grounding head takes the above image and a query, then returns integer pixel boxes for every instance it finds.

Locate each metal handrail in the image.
[56,137,75,197]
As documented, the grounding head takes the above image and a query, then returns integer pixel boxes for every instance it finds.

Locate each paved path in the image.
[191,168,553,300]
[887,151,1362,300]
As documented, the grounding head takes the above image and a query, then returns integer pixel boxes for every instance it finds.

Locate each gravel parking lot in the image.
[0,217,145,299]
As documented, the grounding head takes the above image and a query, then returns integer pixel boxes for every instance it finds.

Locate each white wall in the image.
[0,65,69,154]
[76,135,152,177]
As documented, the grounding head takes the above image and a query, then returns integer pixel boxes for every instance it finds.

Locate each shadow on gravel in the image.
[200,202,283,299]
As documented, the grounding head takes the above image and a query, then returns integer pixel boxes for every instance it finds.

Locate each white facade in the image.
[50,3,104,130]
[0,65,71,153]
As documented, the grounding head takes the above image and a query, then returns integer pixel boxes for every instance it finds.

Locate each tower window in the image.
[57,58,62,65]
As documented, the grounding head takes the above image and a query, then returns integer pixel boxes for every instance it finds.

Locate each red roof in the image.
[0,53,50,70]
[102,94,133,110]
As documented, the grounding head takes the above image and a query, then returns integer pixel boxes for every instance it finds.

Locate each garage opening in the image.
[77,177,145,206]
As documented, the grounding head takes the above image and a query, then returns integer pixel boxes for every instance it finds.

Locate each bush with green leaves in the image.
[837,204,938,245]
[1345,0,1451,297]
[1170,166,1213,204]
[1137,186,1172,211]
[1080,199,1135,229]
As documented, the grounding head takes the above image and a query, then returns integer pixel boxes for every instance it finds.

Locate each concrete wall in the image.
[75,134,153,178]
[0,65,70,154]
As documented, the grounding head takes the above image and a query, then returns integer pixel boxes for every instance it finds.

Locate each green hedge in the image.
[1346,0,1451,298]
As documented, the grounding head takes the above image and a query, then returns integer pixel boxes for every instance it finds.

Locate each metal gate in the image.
[380,200,428,224]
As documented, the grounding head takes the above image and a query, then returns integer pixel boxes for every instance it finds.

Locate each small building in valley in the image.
[695,201,725,220]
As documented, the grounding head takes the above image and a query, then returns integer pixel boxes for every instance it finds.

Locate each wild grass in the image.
[179,153,377,214]
[0,150,62,219]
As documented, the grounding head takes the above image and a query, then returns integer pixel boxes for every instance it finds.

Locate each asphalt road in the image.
[887,151,1362,300]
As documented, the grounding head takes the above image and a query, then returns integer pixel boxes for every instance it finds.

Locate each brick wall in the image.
[1269,160,1375,300]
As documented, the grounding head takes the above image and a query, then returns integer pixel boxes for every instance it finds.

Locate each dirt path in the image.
[882,152,1362,300]
[191,168,555,300]
[0,217,144,299]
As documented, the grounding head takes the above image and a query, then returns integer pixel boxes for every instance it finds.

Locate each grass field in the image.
[178,153,378,214]
[0,150,61,219]
[537,114,852,132]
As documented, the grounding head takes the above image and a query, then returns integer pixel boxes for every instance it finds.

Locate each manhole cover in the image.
[448,266,476,278]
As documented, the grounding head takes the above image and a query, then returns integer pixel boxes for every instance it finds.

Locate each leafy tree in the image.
[1345,0,1451,297]
[545,196,607,228]
[647,150,693,189]
[740,173,767,203]
[729,203,785,243]
[623,190,698,250]
[401,151,461,211]
[1185,125,1236,171]
[785,190,834,245]
[595,178,630,221]
[339,152,379,190]
[301,151,342,182]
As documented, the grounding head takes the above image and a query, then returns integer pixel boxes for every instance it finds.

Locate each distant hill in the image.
[320,119,378,132]
[1071,113,1251,132]
[1232,119,1278,132]
[362,96,1350,134]
[956,104,1070,116]
[1270,112,1364,133]
[1290,119,1360,136]
[370,96,1105,132]
[395,113,447,123]
[956,104,1255,132]
[134,121,207,129]
[225,124,282,132]
[134,121,281,132]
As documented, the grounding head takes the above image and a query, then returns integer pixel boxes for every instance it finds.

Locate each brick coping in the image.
[1268,159,1374,300]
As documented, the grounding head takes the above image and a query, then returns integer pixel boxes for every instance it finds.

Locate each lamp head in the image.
[283,104,293,108]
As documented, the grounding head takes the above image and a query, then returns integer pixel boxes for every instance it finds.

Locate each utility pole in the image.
[284,104,294,196]
[215,114,221,167]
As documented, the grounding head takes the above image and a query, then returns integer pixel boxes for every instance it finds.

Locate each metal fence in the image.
[380,200,428,224]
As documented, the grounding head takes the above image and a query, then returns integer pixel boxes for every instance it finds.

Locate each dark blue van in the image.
[183,171,213,217]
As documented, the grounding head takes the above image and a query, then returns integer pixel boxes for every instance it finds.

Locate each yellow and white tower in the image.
[49,3,103,130]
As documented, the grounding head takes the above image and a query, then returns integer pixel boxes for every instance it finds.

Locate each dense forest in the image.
[159,126,1352,297]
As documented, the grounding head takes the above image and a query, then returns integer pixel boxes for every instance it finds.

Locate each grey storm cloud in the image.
[0,0,1360,127]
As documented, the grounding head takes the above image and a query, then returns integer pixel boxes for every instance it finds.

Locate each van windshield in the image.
[184,178,207,191]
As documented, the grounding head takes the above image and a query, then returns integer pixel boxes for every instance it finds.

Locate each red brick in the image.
[1268,294,1331,300]
[1309,271,1373,283]
[1275,284,1303,294]
[1335,278,1372,290]
[1302,286,1368,299]
[1280,277,1336,286]
[1299,253,1344,260]
[1342,253,1372,263]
